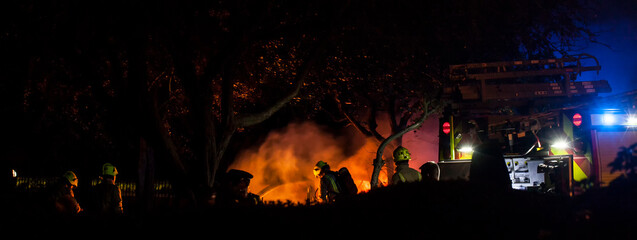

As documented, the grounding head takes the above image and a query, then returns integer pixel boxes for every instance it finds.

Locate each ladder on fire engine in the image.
[448,53,610,101]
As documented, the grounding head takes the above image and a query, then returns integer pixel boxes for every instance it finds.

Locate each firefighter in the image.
[419,161,440,182]
[51,171,82,215]
[94,163,123,216]
[216,169,261,206]
[469,142,512,191]
[391,146,422,185]
[313,161,341,203]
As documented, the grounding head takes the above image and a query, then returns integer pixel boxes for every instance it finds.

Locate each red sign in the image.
[442,122,451,134]
[573,113,582,127]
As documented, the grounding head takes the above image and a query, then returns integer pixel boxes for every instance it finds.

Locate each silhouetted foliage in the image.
[1,0,601,208]
[609,142,637,183]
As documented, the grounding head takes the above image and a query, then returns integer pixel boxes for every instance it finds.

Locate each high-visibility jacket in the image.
[392,162,422,185]
[51,182,82,215]
[319,171,341,202]
[95,181,123,216]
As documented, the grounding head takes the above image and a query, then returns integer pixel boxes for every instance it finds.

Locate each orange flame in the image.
[230,117,439,203]
[230,122,390,203]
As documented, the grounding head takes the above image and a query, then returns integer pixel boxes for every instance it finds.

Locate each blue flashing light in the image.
[602,113,616,125]
[626,115,637,126]
[591,111,637,127]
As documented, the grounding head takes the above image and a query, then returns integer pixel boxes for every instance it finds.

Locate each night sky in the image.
[3,2,637,237]
[578,0,637,96]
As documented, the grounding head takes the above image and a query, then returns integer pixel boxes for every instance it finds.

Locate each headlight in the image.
[550,140,570,149]
[458,146,474,153]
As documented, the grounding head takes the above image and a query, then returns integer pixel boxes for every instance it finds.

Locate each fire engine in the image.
[437,54,637,196]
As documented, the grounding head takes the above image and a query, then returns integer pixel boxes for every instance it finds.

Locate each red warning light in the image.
[442,122,451,134]
[573,113,582,127]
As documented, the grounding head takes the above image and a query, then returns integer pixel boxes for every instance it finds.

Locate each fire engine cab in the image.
[437,54,637,196]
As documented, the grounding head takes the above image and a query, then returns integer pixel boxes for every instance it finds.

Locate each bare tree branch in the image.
[236,45,321,128]
[370,99,443,188]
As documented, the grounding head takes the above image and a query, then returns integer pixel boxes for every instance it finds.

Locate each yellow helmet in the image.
[313,161,328,178]
[102,163,118,176]
[63,171,78,187]
[393,146,411,162]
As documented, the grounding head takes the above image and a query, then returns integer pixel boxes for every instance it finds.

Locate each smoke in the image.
[229,117,440,203]
[229,121,378,202]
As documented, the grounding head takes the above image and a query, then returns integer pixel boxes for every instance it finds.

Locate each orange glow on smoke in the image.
[229,122,391,203]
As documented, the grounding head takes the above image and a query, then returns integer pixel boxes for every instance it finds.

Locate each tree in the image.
[109,1,353,203]
[609,143,637,181]
[4,0,351,204]
[3,0,600,202]
[306,0,600,188]
[144,1,355,203]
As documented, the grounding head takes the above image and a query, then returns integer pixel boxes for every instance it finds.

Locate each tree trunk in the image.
[370,111,430,188]
[137,137,155,215]
[385,137,402,186]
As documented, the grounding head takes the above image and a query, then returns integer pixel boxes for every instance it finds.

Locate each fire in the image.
[229,122,391,203]
[335,141,390,193]
[228,115,442,203]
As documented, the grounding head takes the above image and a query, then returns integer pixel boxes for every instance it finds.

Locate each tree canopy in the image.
[0,0,601,200]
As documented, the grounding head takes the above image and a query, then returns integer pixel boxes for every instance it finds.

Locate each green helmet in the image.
[63,171,78,187]
[393,146,411,162]
[313,161,329,177]
[102,163,118,176]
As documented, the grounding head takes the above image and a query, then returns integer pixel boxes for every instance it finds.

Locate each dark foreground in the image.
[5,180,637,239]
